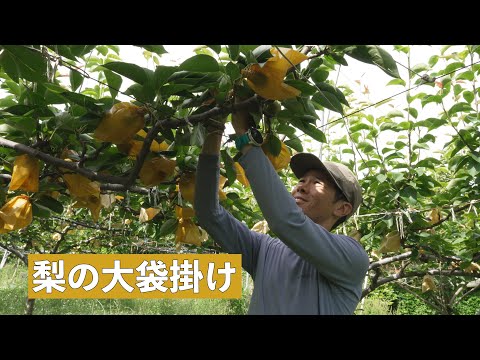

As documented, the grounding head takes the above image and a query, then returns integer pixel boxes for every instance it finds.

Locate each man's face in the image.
[291,169,341,225]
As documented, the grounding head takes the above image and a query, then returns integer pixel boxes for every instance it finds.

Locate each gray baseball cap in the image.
[290,153,362,222]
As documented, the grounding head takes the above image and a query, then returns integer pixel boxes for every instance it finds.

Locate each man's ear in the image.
[334,201,352,218]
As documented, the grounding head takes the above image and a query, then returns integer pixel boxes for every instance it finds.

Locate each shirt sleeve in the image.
[238,147,369,287]
[194,153,265,278]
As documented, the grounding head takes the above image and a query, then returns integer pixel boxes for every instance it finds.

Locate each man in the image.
[194,106,369,315]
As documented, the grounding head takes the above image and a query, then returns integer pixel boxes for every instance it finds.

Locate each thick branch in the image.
[449,285,465,308]
[369,251,412,270]
[453,281,480,306]
[48,216,130,232]
[0,137,129,185]
[100,183,150,194]
[0,243,28,265]
[363,269,480,298]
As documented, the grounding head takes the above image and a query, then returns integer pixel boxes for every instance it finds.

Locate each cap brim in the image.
[290,153,342,193]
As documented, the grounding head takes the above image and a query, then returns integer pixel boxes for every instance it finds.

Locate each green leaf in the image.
[448,102,474,116]
[96,46,108,56]
[386,78,406,86]
[408,107,418,119]
[69,69,84,92]
[154,65,177,89]
[282,98,305,114]
[312,91,343,114]
[463,90,474,103]
[2,116,36,137]
[315,82,349,106]
[387,109,404,118]
[400,186,418,205]
[284,80,317,96]
[0,50,19,82]
[409,63,429,78]
[391,172,405,183]
[421,95,442,107]
[4,104,53,117]
[36,196,63,214]
[221,149,237,186]
[376,174,387,183]
[225,62,241,82]
[243,49,257,64]
[358,159,381,170]
[158,218,179,237]
[59,92,103,114]
[160,84,192,97]
[0,95,17,108]
[227,45,240,61]
[453,84,463,96]
[418,134,436,144]
[306,58,323,72]
[136,45,167,55]
[340,45,400,78]
[124,83,155,103]
[1,46,47,83]
[456,70,474,81]
[277,123,296,136]
[284,137,303,152]
[102,61,149,85]
[444,61,464,75]
[208,45,221,54]
[191,124,206,147]
[329,52,348,66]
[394,141,407,150]
[413,118,447,131]
[45,45,77,61]
[413,143,430,150]
[415,157,441,169]
[428,55,439,67]
[289,117,326,143]
[265,135,282,157]
[104,69,122,99]
[357,141,375,153]
[69,45,96,57]
[3,80,22,97]
[300,98,319,118]
[179,54,219,72]
[385,152,404,161]
[350,123,371,132]
[310,68,329,84]
[332,136,348,145]
[32,202,51,218]
[43,83,68,93]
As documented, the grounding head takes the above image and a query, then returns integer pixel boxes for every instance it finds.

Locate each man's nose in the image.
[296,181,308,193]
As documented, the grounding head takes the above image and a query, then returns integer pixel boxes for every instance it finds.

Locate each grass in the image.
[355,297,392,315]
[0,261,251,315]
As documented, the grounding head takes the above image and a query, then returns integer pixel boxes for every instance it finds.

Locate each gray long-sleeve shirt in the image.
[194,147,369,315]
